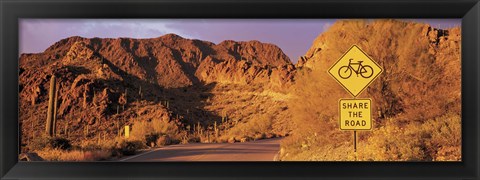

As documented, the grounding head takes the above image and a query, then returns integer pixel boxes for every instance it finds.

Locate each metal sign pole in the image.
[353,96,357,161]
[354,130,357,161]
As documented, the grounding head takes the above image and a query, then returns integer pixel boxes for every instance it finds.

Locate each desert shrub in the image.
[251,115,273,134]
[152,119,180,136]
[116,140,144,156]
[130,119,181,146]
[416,113,461,161]
[221,114,274,141]
[28,135,51,150]
[131,119,181,145]
[265,133,276,139]
[130,120,155,141]
[49,137,72,150]
[28,136,71,150]
[156,135,172,146]
[360,113,461,161]
[215,136,227,143]
[188,136,201,143]
[145,133,159,147]
[254,133,266,140]
[360,120,427,161]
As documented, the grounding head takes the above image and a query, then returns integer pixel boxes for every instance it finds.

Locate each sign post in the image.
[328,45,382,160]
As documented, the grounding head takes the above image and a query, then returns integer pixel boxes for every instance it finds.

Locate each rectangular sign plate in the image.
[339,98,372,130]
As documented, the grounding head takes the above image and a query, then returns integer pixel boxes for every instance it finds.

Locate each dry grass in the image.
[28,135,148,161]
[36,148,111,161]
[79,137,118,150]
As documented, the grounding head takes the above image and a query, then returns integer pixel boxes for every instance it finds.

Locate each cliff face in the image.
[197,40,294,86]
[19,34,295,149]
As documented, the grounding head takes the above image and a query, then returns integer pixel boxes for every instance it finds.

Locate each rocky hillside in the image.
[19,34,295,151]
[295,19,460,121]
[20,34,294,88]
[283,19,461,161]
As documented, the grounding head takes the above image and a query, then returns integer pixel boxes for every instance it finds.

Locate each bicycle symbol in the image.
[338,59,374,79]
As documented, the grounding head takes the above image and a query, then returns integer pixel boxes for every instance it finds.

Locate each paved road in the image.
[121,138,282,161]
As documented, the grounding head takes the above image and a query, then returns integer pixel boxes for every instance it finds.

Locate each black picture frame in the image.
[1,0,479,179]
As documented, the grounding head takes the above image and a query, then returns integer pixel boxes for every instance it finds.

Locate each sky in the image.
[19,19,461,63]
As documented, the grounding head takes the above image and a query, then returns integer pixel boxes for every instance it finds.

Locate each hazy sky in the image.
[19,19,460,63]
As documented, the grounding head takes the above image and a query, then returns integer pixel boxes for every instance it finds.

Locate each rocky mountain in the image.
[19,34,296,150]
[20,34,294,88]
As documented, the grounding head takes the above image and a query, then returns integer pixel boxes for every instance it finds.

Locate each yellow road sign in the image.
[339,98,372,130]
[328,45,382,97]
[125,125,130,138]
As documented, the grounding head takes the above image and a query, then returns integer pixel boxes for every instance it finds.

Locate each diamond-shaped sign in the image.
[328,45,382,97]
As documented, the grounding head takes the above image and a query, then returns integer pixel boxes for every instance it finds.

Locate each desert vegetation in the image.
[19,19,461,161]
[280,19,461,161]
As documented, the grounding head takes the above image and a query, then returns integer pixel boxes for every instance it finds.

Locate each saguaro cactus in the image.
[214,121,219,138]
[197,122,201,136]
[64,121,69,137]
[138,86,142,99]
[124,88,128,111]
[45,75,57,137]
[222,111,228,124]
[83,84,89,109]
[84,124,89,138]
[53,83,59,135]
